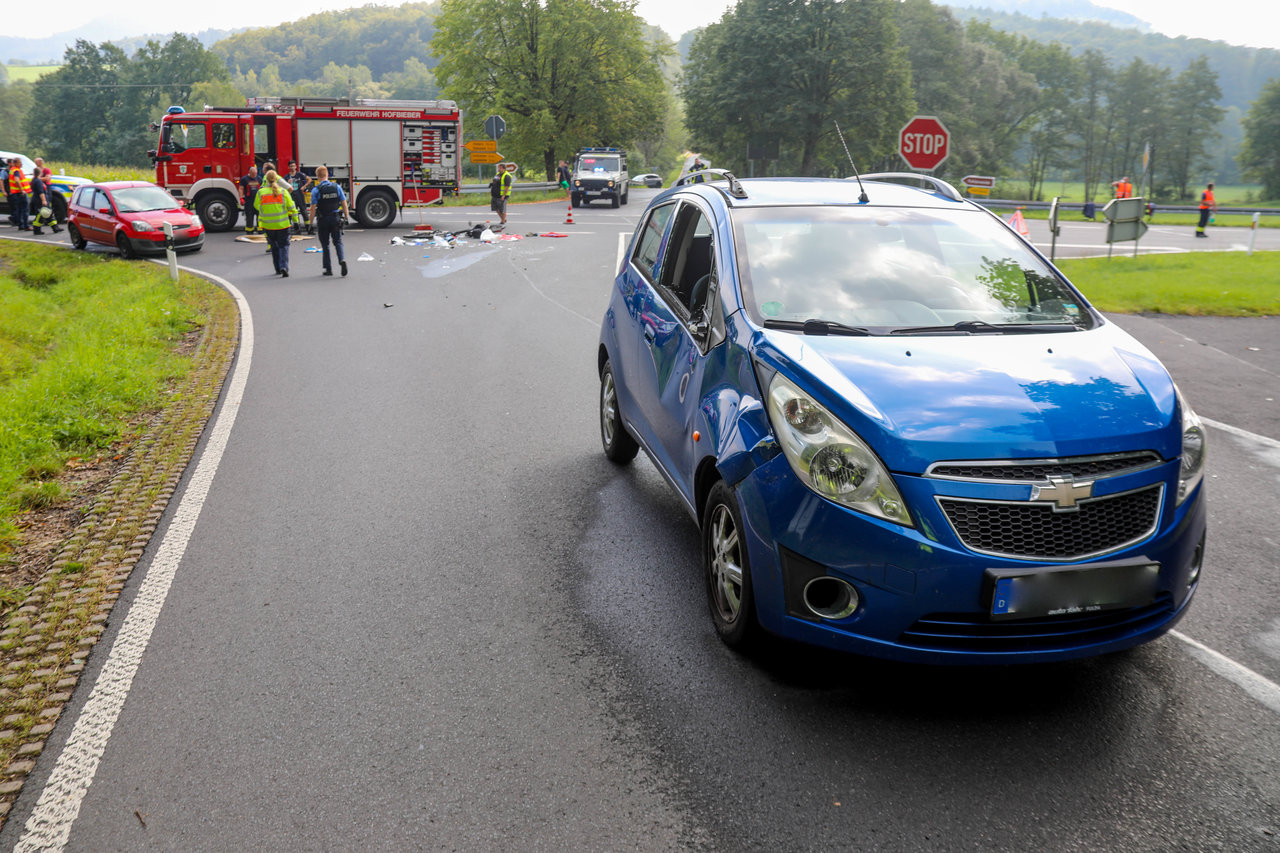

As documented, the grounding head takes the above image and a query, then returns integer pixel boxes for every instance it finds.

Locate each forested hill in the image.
[945,5,1280,111]
[212,2,442,81]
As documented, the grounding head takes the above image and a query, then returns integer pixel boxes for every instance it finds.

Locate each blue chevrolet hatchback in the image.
[598,171,1207,664]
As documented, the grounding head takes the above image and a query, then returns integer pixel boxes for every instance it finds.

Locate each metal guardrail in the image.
[457,181,559,194]
[976,198,1280,216]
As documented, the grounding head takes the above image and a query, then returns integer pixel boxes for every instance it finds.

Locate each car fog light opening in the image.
[803,577,860,621]
[1188,538,1204,586]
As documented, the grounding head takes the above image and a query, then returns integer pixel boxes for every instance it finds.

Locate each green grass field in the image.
[1056,251,1280,315]
[2,65,58,83]
[988,181,1274,206]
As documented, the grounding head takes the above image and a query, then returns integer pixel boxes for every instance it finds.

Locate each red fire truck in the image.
[148,96,462,231]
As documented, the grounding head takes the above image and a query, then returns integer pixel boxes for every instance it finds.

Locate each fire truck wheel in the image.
[356,189,397,229]
[116,232,137,260]
[67,223,87,250]
[197,192,239,233]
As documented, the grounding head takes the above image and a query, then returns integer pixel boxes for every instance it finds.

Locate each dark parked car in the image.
[598,170,1207,665]
[68,181,204,258]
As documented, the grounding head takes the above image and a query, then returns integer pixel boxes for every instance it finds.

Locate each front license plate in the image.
[988,561,1158,621]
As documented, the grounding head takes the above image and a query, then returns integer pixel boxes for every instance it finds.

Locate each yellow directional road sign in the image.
[464,140,498,153]
[469,151,503,164]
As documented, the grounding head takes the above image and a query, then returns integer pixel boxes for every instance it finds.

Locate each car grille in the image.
[937,485,1162,561]
[928,451,1161,482]
[898,594,1175,653]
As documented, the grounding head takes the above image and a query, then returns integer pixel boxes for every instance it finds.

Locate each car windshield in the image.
[111,187,182,213]
[734,206,1095,333]
[579,156,619,172]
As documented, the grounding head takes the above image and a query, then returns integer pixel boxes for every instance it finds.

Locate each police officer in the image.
[308,165,349,276]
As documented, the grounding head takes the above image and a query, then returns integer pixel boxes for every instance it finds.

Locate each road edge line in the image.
[14,271,252,852]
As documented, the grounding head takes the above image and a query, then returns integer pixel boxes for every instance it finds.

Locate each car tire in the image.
[67,223,86,250]
[571,194,581,208]
[703,480,759,648]
[115,232,137,260]
[621,187,629,206]
[196,191,239,233]
[600,359,640,464]
[610,193,620,209]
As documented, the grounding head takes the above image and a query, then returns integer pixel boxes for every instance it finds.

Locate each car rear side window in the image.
[632,202,675,281]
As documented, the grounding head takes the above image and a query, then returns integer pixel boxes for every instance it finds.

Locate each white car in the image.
[630,173,663,188]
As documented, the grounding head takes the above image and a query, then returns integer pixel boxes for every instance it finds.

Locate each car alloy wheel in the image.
[599,360,639,464]
[703,481,757,646]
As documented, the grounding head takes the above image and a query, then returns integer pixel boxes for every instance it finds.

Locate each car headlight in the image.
[190,215,201,227]
[765,373,913,527]
[131,221,154,233]
[1176,386,1206,505]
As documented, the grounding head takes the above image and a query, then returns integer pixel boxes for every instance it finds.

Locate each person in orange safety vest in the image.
[1111,176,1134,199]
[1196,182,1217,238]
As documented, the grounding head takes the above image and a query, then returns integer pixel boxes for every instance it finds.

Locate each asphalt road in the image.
[3,191,1278,851]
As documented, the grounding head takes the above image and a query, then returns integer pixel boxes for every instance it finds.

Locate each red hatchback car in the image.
[68,181,204,258]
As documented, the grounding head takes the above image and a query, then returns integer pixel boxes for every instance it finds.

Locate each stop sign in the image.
[899,115,950,171]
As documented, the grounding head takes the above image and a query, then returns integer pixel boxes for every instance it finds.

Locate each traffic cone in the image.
[565,205,574,225]
[1006,208,1030,237]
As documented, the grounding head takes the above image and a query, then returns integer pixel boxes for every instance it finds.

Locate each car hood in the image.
[755,322,1180,472]
[125,209,198,226]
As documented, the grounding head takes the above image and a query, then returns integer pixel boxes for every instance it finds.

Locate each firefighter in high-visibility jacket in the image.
[254,170,300,276]
[8,159,31,231]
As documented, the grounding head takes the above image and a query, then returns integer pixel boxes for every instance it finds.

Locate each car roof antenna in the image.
[835,121,869,203]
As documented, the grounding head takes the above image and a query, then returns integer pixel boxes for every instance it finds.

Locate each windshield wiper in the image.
[889,320,1082,336]
[763,318,875,337]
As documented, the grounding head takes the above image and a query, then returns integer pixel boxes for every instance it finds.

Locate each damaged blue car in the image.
[597,172,1207,664]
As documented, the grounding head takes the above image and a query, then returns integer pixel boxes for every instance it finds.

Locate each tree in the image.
[25,40,128,163]
[1164,56,1224,199]
[1240,76,1280,200]
[0,81,33,152]
[431,0,669,179]
[25,36,231,166]
[683,0,912,177]
[1104,58,1171,196]
[383,58,440,101]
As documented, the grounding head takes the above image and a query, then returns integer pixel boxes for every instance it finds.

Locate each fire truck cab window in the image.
[169,123,207,153]
[212,123,236,150]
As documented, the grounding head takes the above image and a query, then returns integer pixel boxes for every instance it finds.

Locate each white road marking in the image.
[1202,416,1280,449]
[15,271,252,852]
[1172,631,1280,714]
[1171,416,1280,713]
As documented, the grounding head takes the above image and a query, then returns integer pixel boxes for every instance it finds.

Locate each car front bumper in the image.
[126,232,204,255]
[733,453,1206,664]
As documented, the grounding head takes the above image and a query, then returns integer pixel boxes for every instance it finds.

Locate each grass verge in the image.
[0,240,237,825]
[0,243,211,569]
[1056,251,1280,315]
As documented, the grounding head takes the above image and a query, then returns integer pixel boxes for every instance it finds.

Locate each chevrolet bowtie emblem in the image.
[1030,476,1094,511]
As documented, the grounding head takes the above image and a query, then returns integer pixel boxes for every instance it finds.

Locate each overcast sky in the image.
[30,0,1280,54]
